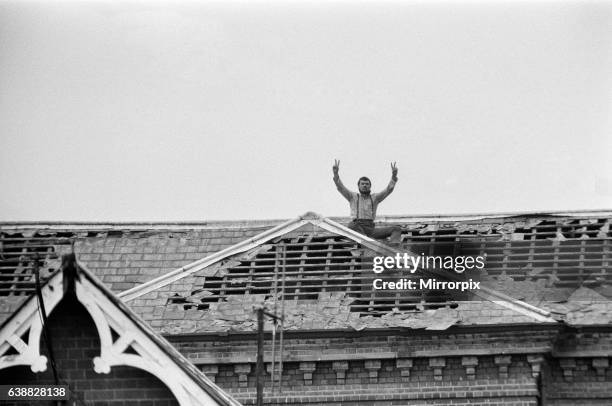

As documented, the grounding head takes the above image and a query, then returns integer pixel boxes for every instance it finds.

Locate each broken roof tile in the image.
[2,212,611,332]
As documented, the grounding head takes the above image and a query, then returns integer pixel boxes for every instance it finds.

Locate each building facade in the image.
[1,210,611,405]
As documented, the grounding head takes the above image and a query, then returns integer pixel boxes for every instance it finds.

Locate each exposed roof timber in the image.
[119,213,555,324]
[354,237,555,322]
[350,245,553,322]
[1,209,610,230]
[118,212,420,302]
[118,215,311,301]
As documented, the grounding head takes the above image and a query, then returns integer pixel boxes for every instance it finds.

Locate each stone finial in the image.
[429,357,446,381]
[494,355,512,379]
[332,361,349,384]
[462,356,479,380]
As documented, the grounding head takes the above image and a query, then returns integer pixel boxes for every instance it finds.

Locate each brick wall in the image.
[233,358,536,405]
[547,355,612,405]
[169,329,553,405]
[166,327,612,405]
[0,296,178,406]
[554,330,612,353]
[173,329,558,362]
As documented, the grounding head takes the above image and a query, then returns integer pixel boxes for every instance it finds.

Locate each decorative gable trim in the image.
[0,258,241,406]
[0,274,62,373]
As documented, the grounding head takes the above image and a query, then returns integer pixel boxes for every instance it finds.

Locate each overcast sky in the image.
[1,0,611,222]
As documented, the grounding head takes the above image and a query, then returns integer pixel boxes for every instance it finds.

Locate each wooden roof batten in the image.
[0,255,242,406]
[119,212,555,324]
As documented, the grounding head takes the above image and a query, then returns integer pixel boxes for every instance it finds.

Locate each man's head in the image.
[357,176,371,194]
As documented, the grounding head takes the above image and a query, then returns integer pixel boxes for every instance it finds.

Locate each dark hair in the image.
[357,176,371,185]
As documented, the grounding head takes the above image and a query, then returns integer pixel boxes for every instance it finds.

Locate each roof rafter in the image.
[119,212,555,323]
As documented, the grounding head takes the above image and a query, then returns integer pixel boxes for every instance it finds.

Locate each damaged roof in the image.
[1,210,611,332]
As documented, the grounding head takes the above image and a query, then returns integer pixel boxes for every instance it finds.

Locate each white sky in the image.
[1,0,611,221]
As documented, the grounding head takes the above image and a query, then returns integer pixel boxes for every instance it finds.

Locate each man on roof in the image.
[333,159,402,245]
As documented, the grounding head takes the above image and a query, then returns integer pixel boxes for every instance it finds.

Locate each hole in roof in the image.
[189,233,462,316]
[0,232,72,297]
[183,218,612,314]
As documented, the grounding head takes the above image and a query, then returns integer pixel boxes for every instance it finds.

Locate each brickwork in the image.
[213,356,539,405]
[554,330,612,353]
[174,329,558,364]
[168,330,550,405]
[547,356,612,404]
[1,213,611,405]
[234,381,539,405]
[169,328,612,405]
[0,296,178,406]
[255,401,537,406]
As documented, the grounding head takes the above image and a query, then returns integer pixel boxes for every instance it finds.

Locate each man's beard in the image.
[359,190,371,195]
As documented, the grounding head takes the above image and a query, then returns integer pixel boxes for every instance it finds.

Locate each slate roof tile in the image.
[2,212,611,333]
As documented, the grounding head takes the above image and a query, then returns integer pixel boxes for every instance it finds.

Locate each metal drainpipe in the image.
[538,355,550,406]
[256,308,264,406]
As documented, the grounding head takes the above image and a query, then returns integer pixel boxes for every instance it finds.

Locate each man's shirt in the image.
[334,177,396,220]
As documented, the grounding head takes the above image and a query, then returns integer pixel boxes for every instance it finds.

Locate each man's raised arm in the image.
[374,162,398,203]
[333,159,353,201]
